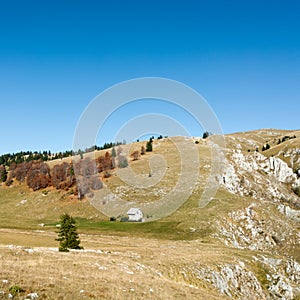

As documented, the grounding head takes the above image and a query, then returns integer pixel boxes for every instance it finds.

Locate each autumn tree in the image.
[88,175,103,190]
[13,162,32,182]
[131,150,139,161]
[77,177,91,199]
[52,162,68,188]
[141,146,146,155]
[27,162,51,191]
[97,152,113,172]
[51,162,75,190]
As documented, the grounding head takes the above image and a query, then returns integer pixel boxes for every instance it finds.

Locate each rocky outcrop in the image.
[169,257,300,299]
[169,261,265,299]
[253,256,300,299]
[268,156,296,183]
[216,204,292,252]
[218,150,300,206]
[278,204,300,221]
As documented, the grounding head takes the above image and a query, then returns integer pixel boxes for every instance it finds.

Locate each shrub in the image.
[131,150,139,161]
[203,131,211,139]
[103,171,111,178]
[9,285,25,294]
[293,186,300,197]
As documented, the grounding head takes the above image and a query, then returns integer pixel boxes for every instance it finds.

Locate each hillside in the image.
[0,129,300,299]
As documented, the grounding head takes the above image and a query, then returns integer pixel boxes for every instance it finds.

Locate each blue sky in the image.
[0,0,299,154]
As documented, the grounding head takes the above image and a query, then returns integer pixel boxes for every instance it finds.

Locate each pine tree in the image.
[111,147,116,157]
[202,131,211,139]
[56,214,83,252]
[146,139,153,152]
[118,155,128,168]
[0,165,7,182]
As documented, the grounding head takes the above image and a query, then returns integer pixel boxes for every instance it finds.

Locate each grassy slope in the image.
[0,136,246,240]
[1,130,299,238]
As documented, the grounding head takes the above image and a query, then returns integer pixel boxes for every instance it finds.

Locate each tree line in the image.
[0,140,155,198]
[1,151,118,198]
[0,142,124,167]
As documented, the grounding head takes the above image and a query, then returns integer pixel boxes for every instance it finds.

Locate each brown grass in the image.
[0,232,237,299]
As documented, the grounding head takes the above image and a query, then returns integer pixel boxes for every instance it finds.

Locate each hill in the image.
[0,129,299,299]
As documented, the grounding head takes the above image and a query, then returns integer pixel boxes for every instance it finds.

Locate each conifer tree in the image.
[111,147,116,157]
[0,165,7,182]
[146,139,153,152]
[56,214,83,252]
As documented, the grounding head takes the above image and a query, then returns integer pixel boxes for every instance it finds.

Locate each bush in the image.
[131,150,139,161]
[103,171,111,178]
[262,143,270,151]
[9,285,25,294]
[202,131,211,139]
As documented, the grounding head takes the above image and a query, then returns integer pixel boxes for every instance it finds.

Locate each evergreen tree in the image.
[78,149,83,159]
[118,155,128,168]
[56,214,83,252]
[202,131,211,139]
[111,147,116,157]
[0,165,7,182]
[146,139,153,152]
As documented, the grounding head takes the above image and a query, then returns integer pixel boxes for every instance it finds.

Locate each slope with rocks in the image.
[0,129,300,299]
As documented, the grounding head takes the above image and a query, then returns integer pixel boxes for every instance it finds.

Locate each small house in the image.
[127,208,144,222]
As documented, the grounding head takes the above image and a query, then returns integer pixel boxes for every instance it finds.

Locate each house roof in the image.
[127,208,142,215]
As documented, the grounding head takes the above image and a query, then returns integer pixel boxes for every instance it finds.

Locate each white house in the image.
[127,208,144,222]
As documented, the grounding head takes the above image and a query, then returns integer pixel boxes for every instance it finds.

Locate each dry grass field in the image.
[1,230,242,299]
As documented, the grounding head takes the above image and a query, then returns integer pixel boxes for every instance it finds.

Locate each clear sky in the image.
[0,0,299,154]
